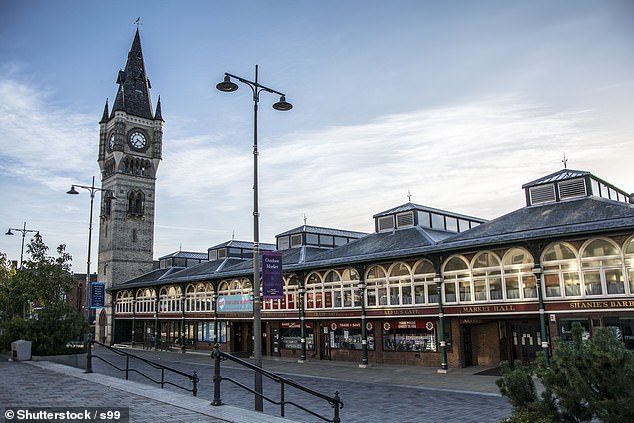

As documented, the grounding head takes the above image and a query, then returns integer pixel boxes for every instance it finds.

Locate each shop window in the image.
[197,321,227,343]
[559,319,590,343]
[383,320,437,352]
[620,318,634,350]
[280,322,314,350]
[329,322,375,351]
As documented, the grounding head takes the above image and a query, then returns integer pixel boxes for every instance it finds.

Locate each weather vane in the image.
[303,214,308,225]
[562,153,568,169]
[407,189,412,203]
[134,17,142,30]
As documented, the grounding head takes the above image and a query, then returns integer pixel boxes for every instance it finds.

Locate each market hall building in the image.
[109,168,634,369]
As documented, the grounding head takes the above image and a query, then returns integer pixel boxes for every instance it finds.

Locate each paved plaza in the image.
[1,348,512,422]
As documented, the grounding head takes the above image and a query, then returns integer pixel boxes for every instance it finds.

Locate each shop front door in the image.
[320,325,331,360]
[511,322,541,364]
[462,325,473,366]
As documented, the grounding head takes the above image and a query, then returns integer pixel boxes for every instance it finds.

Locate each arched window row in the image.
[159,286,182,313]
[122,156,154,177]
[114,236,634,313]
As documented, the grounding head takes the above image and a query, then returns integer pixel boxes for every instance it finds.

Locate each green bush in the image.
[499,322,634,423]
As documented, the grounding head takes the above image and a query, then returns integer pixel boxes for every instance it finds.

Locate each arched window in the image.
[366,265,388,307]
[159,286,182,313]
[324,270,342,308]
[341,268,360,307]
[625,237,634,294]
[305,272,323,309]
[581,238,624,295]
[542,243,579,298]
[116,290,133,313]
[186,283,213,312]
[285,274,299,310]
[135,288,156,314]
[219,279,251,296]
[502,248,536,299]
[387,262,413,306]
[413,260,437,304]
[472,252,502,301]
[442,256,469,302]
[127,190,145,216]
[443,256,472,303]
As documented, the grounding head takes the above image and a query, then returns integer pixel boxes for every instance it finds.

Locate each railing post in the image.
[84,333,93,374]
[211,343,223,406]
[125,355,129,380]
[161,368,165,388]
[280,381,285,417]
[333,391,341,423]
[192,371,198,397]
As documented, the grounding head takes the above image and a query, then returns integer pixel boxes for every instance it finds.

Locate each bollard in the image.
[85,333,93,374]
[210,343,223,406]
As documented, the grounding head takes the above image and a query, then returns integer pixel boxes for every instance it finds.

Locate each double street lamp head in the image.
[216,74,293,111]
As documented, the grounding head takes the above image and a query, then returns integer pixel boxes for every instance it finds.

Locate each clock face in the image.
[108,134,115,151]
[129,131,147,150]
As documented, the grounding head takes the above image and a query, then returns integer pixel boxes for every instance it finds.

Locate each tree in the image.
[0,235,86,355]
[497,322,634,422]
[535,323,634,423]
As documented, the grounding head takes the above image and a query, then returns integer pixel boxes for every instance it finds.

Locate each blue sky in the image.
[1,0,633,274]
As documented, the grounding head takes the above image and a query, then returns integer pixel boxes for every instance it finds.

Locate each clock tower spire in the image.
[97,29,163,342]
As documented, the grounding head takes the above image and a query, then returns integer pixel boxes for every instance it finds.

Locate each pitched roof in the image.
[522,168,590,188]
[438,196,634,250]
[276,225,367,238]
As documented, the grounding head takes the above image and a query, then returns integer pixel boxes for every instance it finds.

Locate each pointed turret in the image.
[100,99,109,123]
[110,29,154,120]
[154,96,164,121]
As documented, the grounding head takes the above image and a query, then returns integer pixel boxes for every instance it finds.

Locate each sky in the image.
[0,0,632,274]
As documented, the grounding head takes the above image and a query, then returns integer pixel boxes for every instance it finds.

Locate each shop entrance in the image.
[320,324,331,360]
[462,325,473,366]
[511,321,541,364]
[232,323,246,353]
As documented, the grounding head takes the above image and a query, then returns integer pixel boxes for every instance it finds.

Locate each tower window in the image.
[127,191,145,216]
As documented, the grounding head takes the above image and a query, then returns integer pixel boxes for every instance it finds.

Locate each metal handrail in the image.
[210,343,343,422]
[87,339,199,396]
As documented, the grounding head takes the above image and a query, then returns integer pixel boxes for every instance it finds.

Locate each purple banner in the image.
[262,251,284,299]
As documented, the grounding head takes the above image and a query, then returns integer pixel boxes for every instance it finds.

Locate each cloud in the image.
[1,73,628,258]
[0,76,96,190]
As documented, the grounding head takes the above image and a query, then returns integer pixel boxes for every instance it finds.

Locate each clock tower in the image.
[97,29,163,338]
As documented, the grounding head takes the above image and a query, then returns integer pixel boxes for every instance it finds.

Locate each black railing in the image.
[86,339,199,396]
[211,343,343,422]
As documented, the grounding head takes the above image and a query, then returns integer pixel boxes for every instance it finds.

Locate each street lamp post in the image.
[217,65,292,412]
[5,222,39,268]
[67,176,115,328]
